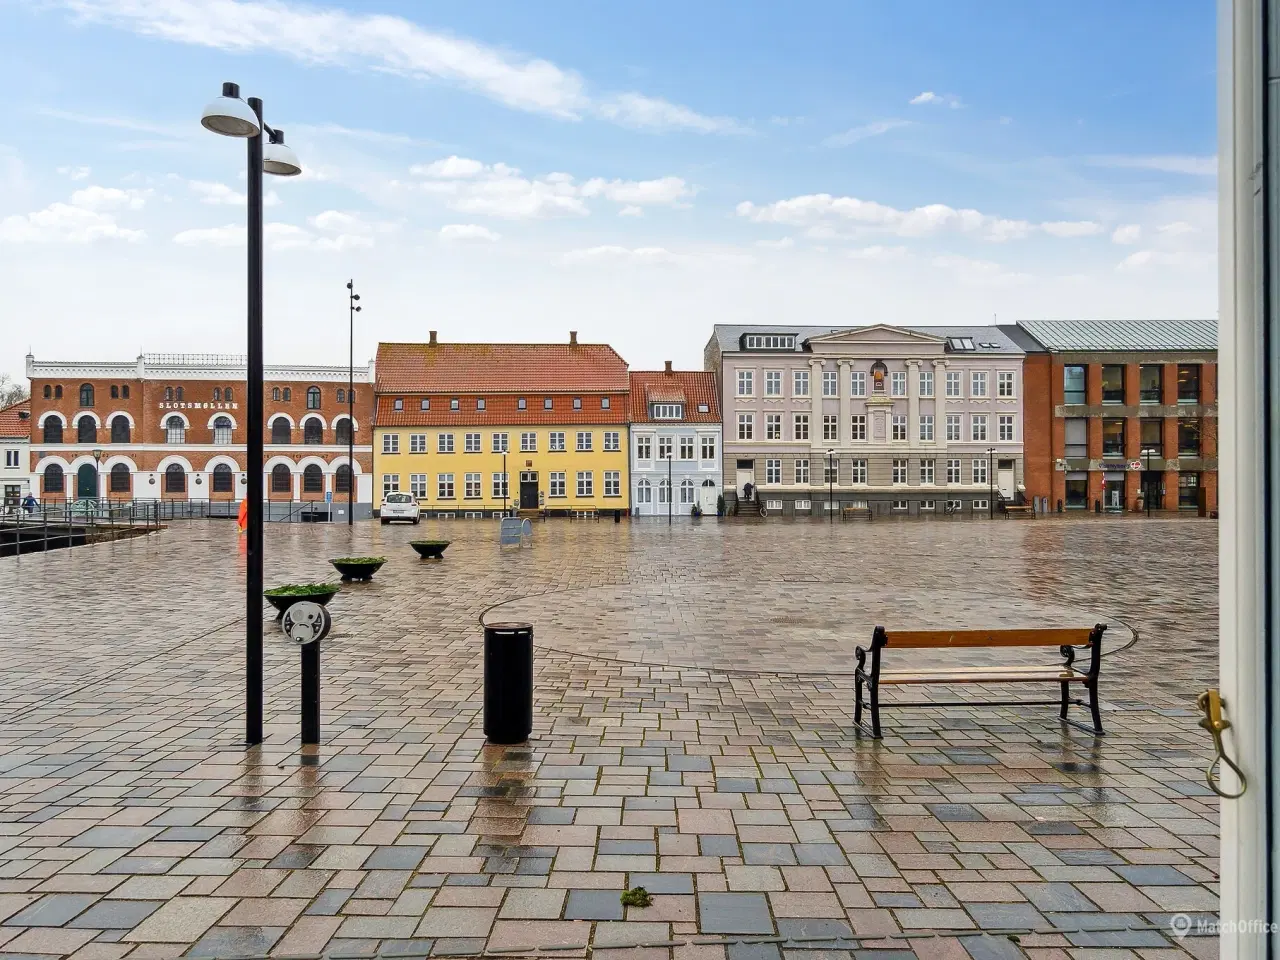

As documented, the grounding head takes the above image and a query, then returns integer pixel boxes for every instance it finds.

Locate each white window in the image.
[745,334,796,349]
[679,479,696,505]
[971,371,988,398]
[680,436,695,459]
[738,414,753,440]
[464,433,481,453]
[576,471,593,497]
[4,450,17,468]
[971,415,988,442]
[410,434,426,454]
[850,415,866,441]
[851,459,868,484]
[795,458,810,484]
[492,432,508,453]
[997,371,1015,397]
[550,472,566,497]
[972,499,989,511]
[409,474,427,498]
[891,415,907,441]
[998,415,1015,442]
[920,459,935,484]
[765,414,781,440]
[920,500,935,511]
[437,473,455,499]
[382,474,400,495]
[652,404,683,420]
[946,459,961,483]
[658,479,670,504]
[636,435,652,460]
[793,370,810,397]
[823,415,839,442]
[823,371,838,396]
[765,459,781,484]
[947,498,963,511]
[920,415,934,441]
[492,473,508,499]
[521,432,537,452]
[892,500,908,511]
[890,372,907,397]
[764,499,783,511]
[658,437,673,460]
[765,371,782,396]
[973,459,988,484]
[549,432,566,451]
[850,371,866,397]
[794,414,810,440]
[464,473,481,498]
[795,499,811,511]
[604,471,620,497]
[438,433,455,453]
[946,371,962,397]
[892,459,908,484]
[382,434,399,454]
[737,370,754,396]
[636,479,652,503]
[604,431,620,452]
[576,431,592,452]
[701,436,716,461]
[602,397,611,410]
[919,371,934,397]
[946,414,961,441]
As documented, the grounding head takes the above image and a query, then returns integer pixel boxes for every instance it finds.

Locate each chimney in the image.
[664,360,673,375]
[429,331,438,346]
[569,331,578,346]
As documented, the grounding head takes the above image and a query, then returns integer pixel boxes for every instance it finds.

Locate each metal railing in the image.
[0,500,163,555]
[3,498,340,524]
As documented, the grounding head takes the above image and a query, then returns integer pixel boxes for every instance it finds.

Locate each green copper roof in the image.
[1016,319,1217,351]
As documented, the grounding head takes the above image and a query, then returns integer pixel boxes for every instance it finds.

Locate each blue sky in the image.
[0,1,1216,382]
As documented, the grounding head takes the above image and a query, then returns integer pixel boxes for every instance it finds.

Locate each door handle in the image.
[1196,689,1247,799]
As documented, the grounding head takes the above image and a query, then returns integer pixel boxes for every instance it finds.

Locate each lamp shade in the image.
[263,130,302,177]
[201,82,260,138]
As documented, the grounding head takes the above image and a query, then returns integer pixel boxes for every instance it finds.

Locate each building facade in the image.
[25,354,374,516]
[1009,319,1218,513]
[628,364,722,517]
[704,324,1026,516]
[373,333,631,517]
[0,399,32,505]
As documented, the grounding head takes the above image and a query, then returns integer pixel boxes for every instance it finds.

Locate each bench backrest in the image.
[875,626,1102,649]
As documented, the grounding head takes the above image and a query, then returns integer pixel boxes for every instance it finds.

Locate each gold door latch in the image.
[1197,689,1247,799]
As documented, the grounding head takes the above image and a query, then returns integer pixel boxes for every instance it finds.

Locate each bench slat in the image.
[883,628,1094,649]
[876,667,1087,685]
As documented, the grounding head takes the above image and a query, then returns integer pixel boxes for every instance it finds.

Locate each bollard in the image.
[484,622,533,744]
[614,509,621,523]
[282,602,332,746]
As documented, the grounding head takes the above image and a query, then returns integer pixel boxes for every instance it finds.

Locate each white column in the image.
[809,358,827,483]
[837,360,851,447]
[933,359,949,490]
[292,470,301,500]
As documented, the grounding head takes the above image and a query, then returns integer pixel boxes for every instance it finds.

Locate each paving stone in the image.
[564,889,624,921]
[4,894,100,927]
[698,893,775,934]
[66,900,162,929]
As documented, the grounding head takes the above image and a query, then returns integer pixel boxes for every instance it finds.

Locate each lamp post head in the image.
[92,448,103,463]
[263,128,302,177]
[201,82,261,138]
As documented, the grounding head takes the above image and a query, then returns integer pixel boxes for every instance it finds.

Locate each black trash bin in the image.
[484,622,533,744]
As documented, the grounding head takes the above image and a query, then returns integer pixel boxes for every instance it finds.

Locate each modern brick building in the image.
[628,364,722,517]
[25,354,374,516]
[1005,320,1217,513]
[0,399,32,505]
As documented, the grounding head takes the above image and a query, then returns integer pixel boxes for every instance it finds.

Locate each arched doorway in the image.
[76,464,98,499]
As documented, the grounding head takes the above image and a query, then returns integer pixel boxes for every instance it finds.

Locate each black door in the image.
[519,472,538,509]
[76,464,98,499]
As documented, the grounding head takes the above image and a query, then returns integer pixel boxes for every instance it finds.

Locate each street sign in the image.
[325,491,333,502]
[283,602,332,645]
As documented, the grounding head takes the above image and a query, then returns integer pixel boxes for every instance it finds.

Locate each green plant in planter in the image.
[329,556,388,582]
[331,557,387,565]
[409,540,451,559]
[264,583,340,597]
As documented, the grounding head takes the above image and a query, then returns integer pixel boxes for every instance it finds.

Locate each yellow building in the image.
[373,333,630,516]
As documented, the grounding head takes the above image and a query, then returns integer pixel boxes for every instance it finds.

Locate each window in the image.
[636,479,652,503]
[382,474,400,496]
[738,414,753,440]
[410,474,427,498]
[946,459,961,483]
[544,398,553,410]
[165,416,185,444]
[576,431,593,452]
[112,385,120,400]
[1101,365,1125,403]
[947,336,976,351]
[42,385,50,399]
[438,433,455,453]
[492,432,509,453]
[602,397,611,410]
[438,474,455,499]
[306,386,321,409]
[521,432,537,452]
[1068,367,1093,408]
[943,414,959,441]
[382,434,400,454]
[604,471,621,497]
[1065,419,1088,458]
[822,371,837,396]
[272,464,292,493]
[890,372,907,397]
[281,388,290,402]
[572,397,582,410]
[518,398,527,410]
[165,463,186,493]
[54,385,62,399]
[796,499,811,511]
[604,431,620,452]
[997,415,1015,442]
[1140,418,1163,456]
[997,371,1015,398]
[636,435,652,460]
[765,459,781,484]
[794,414,810,440]
[335,465,352,494]
[795,458,810,484]
[920,459,935,484]
[1102,419,1126,455]
[919,415,934,442]
[680,436,695,459]
[892,459,907,484]
[420,399,430,411]
[1179,419,1202,456]
[745,334,796,349]
[701,435,717,461]
[549,432,566,451]
[270,419,290,445]
[464,473,482,498]
[919,371,934,397]
[477,399,486,411]
[1179,472,1202,508]
[652,403,684,419]
[737,370,754,396]
[465,433,481,453]
[492,472,509,499]
[970,415,988,442]
[970,372,988,398]
[336,388,345,404]
[210,385,218,401]
[213,416,233,445]
[576,471,593,497]
[765,371,782,396]
[920,500,935,511]
[43,418,63,444]
[44,464,63,493]
[658,436,673,460]
[335,419,352,445]
[823,457,838,484]
[450,398,460,411]
[850,459,868,484]
[1133,365,1164,404]
[892,500,908,511]
[408,433,426,454]
[393,398,404,411]
[4,450,16,468]
[973,500,989,511]
[972,458,988,484]
[271,387,280,402]
[851,371,866,398]
[77,416,96,444]
[850,415,866,441]
[303,418,323,445]
[945,372,962,398]
[793,370,810,397]
[765,414,781,440]
[1178,364,1201,402]
[823,415,838,441]
[764,499,783,511]
[112,463,133,493]
[679,478,695,504]
[79,384,94,407]
[302,464,323,494]
[891,415,907,441]
[656,479,670,505]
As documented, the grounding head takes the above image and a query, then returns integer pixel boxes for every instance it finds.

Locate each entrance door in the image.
[76,464,98,499]
[1103,472,1124,511]
[997,459,1015,500]
[735,459,754,498]
[699,479,718,513]
[1141,471,1163,510]
[519,471,538,509]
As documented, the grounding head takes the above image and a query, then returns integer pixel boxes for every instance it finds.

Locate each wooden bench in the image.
[854,624,1107,738]
[1002,504,1033,518]
[842,505,872,521]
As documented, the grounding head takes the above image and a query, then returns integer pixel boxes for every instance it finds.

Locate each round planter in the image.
[264,586,339,618]
[410,540,451,560]
[330,558,386,582]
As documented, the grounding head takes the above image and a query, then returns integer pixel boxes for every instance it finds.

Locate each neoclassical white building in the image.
[629,365,723,517]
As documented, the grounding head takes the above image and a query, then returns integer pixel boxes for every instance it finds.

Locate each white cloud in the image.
[909,91,963,108]
[173,219,374,251]
[1041,220,1103,238]
[823,119,910,147]
[410,156,487,179]
[848,245,907,261]
[0,184,148,243]
[59,0,738,134]
[580,176,691,206]
[1158,220,1197,237]
[439,224,501,243]
[172,224,244,247]
[187,180,281,207]
[57,165,91,181]
[756,237,795,249]
[562,245,685,265]
[68,185,150,211]
[1086,155,1217,176]
[618,205,644,217]
[932,254,1031,287]
[1112,224,1142,244]
[1116,249,1215,272]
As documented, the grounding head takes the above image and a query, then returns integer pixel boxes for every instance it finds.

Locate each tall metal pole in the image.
[988,447,994,519]
[245,97,265,747]
[347,280,355,526]
[667,454,672,525]
[503,451,508,515]
[828,451,833,523]
[1146,449,1153,518]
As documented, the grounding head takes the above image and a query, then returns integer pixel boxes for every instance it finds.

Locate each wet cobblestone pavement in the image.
[0,516,1219,958]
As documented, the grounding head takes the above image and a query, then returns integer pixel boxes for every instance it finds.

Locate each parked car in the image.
[380,492,421,525]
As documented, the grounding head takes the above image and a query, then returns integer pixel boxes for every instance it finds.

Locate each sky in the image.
[0,0,1216,382]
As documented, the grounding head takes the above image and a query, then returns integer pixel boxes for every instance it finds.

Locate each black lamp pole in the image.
[667,454,672,526]
[828,449,834,523]
[503,451,508,515]
[1145,449,1153,517]
[987,446,995,519]
[346,280,360,526]
[244,96,265,746]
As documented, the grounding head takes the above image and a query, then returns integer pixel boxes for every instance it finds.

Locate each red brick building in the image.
[1002,320,1217,513]
[25,354,374,516]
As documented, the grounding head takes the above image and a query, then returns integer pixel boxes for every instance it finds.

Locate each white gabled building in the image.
[0,399,32,506]
[629,363,723,517]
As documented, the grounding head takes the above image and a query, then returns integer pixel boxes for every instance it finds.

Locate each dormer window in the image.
[450,398,460,411]
[744,334,797,350]
[476,399,486,410]
[394,398,404,411]
[652,403,683,420]
[420,398,430,410]
[518,398,527,410]
[947,336,977,352]
[573,397,582,409]
[697,404,709,413]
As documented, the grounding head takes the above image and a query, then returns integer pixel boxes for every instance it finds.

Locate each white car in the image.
[380,492,421,525]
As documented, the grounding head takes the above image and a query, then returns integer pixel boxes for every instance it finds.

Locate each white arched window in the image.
[657,479,669,504]
[680,478,695,504]
[165,416,185,444]
[212,416,233,445]
[636,479,651,504]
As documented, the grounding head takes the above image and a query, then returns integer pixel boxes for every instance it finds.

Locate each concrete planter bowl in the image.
[329,557,387,582]
[409,540,451,560]
[263,583,340,619]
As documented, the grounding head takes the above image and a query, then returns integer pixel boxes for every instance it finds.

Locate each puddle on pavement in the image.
[467,743,538,874]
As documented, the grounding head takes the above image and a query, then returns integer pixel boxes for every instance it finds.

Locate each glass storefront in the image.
[1103,472,1125,511]
[1065,472,1088,509]
[1178,472,1201,509]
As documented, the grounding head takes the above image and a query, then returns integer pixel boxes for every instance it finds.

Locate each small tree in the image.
[0,374,28,408]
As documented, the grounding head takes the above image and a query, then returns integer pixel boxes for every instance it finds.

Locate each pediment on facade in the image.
[806,324,945,348]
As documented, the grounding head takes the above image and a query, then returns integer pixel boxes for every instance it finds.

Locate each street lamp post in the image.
[503,451,509,516]
[346,281,360,527]
[201,82,301,748]
[827,449,834,524]
[987,447,995,519]
[1141,447,1157,517]
[92,448,103,501]
[667,453,673,526]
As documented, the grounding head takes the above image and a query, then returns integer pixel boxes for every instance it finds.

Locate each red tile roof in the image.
[0,399,30,439]
[628,371,721,424]
[375,393,628,427]
[375,341,630,394]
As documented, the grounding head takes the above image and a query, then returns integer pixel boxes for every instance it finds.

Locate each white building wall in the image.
[1,438,31,502]
[630,423,723,516]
